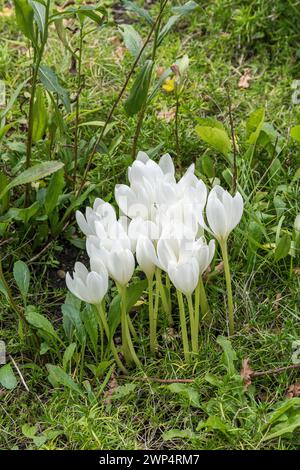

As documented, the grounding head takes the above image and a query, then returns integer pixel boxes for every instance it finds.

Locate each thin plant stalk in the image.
[219,240,234,335]
[73,25,84,188]
[25,0,51,205]
[156,268,172,326]
[198,277,211,323]
[174,93,181,172]
[187,294,197,354]
[95,303,128,374]
[119,285,142,368]
[77,0,169,197]
[148,276,156,354]
[176,290,190,363]
[131,0,165,159]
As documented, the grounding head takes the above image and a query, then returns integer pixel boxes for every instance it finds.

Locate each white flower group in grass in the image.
[67,151,244,367]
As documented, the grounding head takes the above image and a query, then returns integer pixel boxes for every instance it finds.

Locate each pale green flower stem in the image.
[156,268,173,326]
[176,290,190,363]
[195,277,211,325]
[118,285,142,369]
[95,303,128,374]
[187,294,197,354]
[219,239,234,335]
[148,275,157,354]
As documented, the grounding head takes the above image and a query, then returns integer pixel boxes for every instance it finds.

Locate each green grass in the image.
[1,0,300,450]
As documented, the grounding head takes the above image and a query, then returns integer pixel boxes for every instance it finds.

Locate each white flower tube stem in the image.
[176,290,190,363]
[219,240,234,335]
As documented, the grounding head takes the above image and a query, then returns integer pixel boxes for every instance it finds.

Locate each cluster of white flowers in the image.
[67,151,243,300]
[66,151,244,365]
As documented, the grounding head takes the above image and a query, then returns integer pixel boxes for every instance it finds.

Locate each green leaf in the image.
[291,125,300,144]
[86,361,112,379]
[108,280,147,338]
[44,168,64,215]
[13,0,35,42]
[263,398,300,441]
[195,125,231,156]
[0,171,9,213]
[123,1,153,25]
[157,15,180,47]
[201,154,215,178]
[32,85,48,142]
[172,1,199,15]
[0,364,18,390]
[29,0,46,35]
[216,336,237,376]
[274,234,291,261]
[163,428,195,441]
[25,305,60,343]
[246,108,265,144]
[0,201,40,224]
[13,260,30,299]
[0,161,64,201]
[22,423,37,438]
[110,383,136,400]
[46,364,83,395]
[119,24,143,59]
[38,65,70,112]
[62,303,86,345]
[166,383,201,408]
[0,78,30,121]
[81,304,98,353]
[62,343,77,371]
[124,60,153,116]
[197,416,233,435]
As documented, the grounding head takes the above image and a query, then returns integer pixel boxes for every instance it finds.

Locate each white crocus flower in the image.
[201,185,244,242]
[66,262,108,304]
[136,236,161,280]
[76,199,116,236]
[168,258,199,296]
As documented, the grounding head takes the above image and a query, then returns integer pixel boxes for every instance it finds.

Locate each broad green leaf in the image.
[163,428,195,441]
[62,343,77,371]
[13,260,30,299]
[108,280,147,338]
[119,24,143,59]
[0,364,18,390]
[124,60,153,116]
[29,0,46,35]
[291,125,300,143]
[157,15,180,47]
[195,125,231,156]
[172,1,199,15]
[0,78,30,121]
[109,383,136,400]
[123,1,153,25]
[13,0,35,42]
[25,305,60,343]
[197,416,233,435]
[86,361,112,379]
[0,172,9,213]
[274,234,291,261]
[216,336,237,376]
[246,108,265,144]
[32,85,48,142]
[0,201,40,224]
[22,423,37,438]
[201,154,215,178]
[166,383,201,408]
[44,168,64,215]
[38,65,70,112]
[263,398,300,441]
[46,364,83,395]
[196,117,225,130]
[62,303,86,345]
[81,304,98,353]
[0,161,64,201]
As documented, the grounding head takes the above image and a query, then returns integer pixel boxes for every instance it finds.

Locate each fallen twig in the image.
[9,355,29,392]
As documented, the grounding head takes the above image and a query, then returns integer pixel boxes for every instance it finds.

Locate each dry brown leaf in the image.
[114,45,125,64]
[286,382,300,398]
[0,6,13,17]
[240,358,254,390]
[156,107,176,123]
[273,292,283,310]
[293,267,300,277]
[104,374,118,405]
[238,69,252,89]
[156,66,165,78]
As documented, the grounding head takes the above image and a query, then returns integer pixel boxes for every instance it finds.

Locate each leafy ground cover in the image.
[0,0,300,450]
